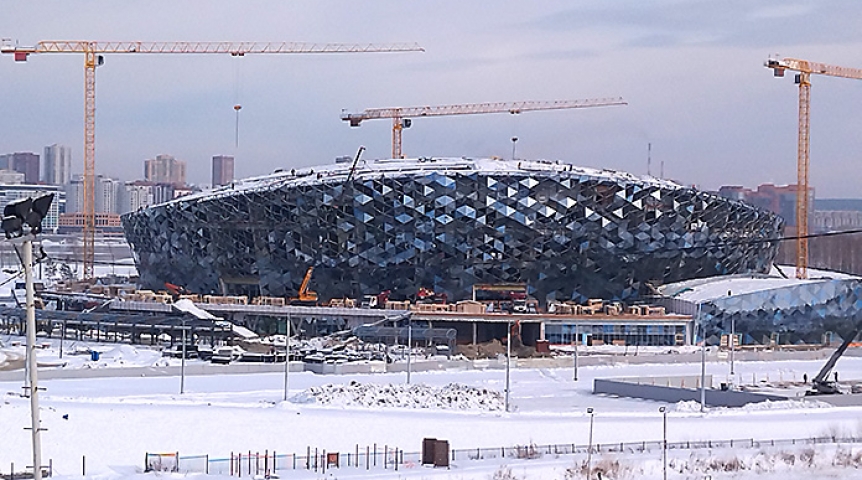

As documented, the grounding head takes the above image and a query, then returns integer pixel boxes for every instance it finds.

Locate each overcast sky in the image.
[1,1,861,197]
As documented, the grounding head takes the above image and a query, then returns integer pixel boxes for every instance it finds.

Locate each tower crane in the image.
[765,57,862,279]
[341,97,627,160]
[1,39,424,278]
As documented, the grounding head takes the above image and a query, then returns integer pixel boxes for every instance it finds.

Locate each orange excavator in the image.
[289,267,318,305]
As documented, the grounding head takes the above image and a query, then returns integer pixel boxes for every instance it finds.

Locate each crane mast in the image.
[1,39,423,278]
[342,97,627,159]
[765,57,862,279]
[83,44,98,276]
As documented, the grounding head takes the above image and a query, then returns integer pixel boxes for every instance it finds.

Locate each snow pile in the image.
[292,380,505,411]
[63,344,169,369]
[173,299,219,320]
[673,399,831,413]
[739,399,832,411]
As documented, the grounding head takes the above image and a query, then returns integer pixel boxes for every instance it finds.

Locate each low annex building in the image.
[657,267,862,344]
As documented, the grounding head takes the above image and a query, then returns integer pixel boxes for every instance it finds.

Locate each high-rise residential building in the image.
[212,155,234,187]
[96,175,122,214]
[0,152,40,184]
[814,210,862,233]
[717,183,815,267]
[121,181,156,214]
[0,184,64,232]
[717,183,814,230]
[43,144,72,186]
[65,175,86,213]
[0,169,25,185]
[144,154,186,185]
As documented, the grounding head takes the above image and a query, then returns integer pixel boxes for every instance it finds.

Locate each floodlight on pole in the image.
[2,193,54,480]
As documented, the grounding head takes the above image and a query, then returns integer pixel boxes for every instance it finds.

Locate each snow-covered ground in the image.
[3,340,862,479]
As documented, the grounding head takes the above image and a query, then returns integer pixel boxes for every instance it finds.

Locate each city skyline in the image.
[1,2,861,197]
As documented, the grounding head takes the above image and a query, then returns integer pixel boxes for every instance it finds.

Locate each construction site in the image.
[6,2,862,479]
[0,44,860,368]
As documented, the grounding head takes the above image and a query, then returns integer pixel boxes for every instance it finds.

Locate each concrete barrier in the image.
[303,361,387,375]
[594,377,788,407]
[0,360,305,382]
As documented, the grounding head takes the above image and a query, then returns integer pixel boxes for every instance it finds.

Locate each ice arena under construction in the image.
[122,157,784,305]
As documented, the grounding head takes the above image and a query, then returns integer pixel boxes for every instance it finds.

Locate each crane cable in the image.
[233,56,243,149]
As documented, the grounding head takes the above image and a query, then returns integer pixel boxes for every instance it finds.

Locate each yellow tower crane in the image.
[1,39,424,278]
[765,57,862,279]
[341,97,628,160]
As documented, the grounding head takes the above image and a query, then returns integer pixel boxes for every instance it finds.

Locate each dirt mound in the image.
[456,339,538,359]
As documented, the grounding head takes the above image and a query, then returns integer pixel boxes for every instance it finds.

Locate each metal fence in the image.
[164,435,862,475]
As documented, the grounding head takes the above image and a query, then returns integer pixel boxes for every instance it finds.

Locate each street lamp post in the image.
[730,316,736,377]
[406,317,412,384]
[586,407,594,480]
[180,319,187,394]
[697,302,706,413]
[659,406,667,480]
[59,321,65,359]
[283,313,291,402]
[2,193,54,480]
[573,324,579,381]
[728,290,735,378]
[505,320,511,412]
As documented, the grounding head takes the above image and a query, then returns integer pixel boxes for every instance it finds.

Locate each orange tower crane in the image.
[1,39,424,278]
[341,97,627,160]
[765,57,862,279]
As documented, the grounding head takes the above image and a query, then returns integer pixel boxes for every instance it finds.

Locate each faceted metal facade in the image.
[121,158,783,303]
[659,275,862,343]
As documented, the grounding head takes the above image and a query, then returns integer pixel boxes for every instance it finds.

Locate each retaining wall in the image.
[594,377,789,407]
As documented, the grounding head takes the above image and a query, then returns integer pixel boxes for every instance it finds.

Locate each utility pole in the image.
[283,313,291,402]
[647,142,652,176]
[659,406,667,480]
[728,290,735,378]
[406,317,412,384]
[698,302,706,413]
[180,319,187,394]
[505,321,511,412]
[23,239,43,480]
[573,324,579,381]
[586,407,595,480]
